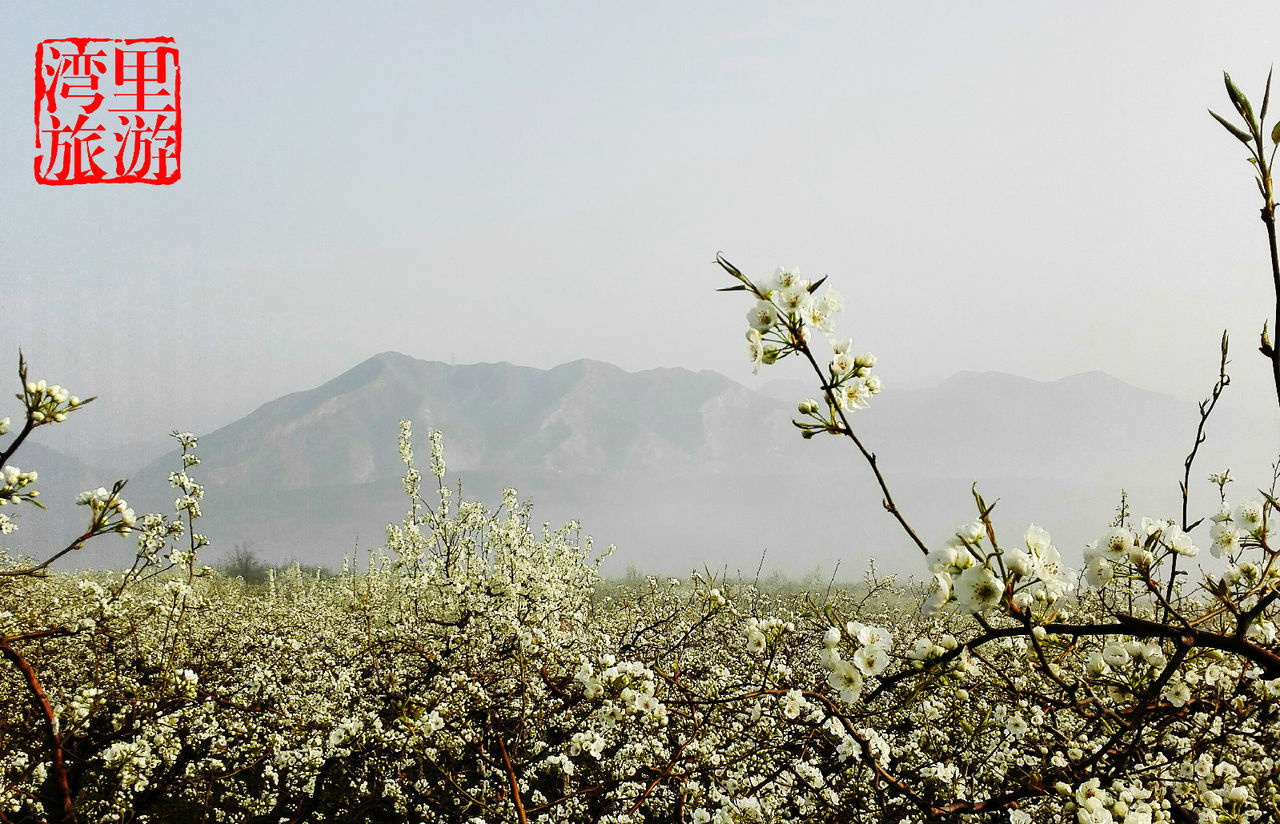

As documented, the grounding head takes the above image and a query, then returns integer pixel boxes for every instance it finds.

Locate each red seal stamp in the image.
[35,37,181,185]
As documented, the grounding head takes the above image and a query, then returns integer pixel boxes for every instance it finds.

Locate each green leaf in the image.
[715,284,747,292]
[1272,121,1280,145]
[1263,67,1274,124]
[715,252,743,280]
[807,274,828,293]
[1210,109,1253,144]
[1225,72,1259,132]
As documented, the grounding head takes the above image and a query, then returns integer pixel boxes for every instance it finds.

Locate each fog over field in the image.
[5,2,1280,577]
[12,351,1275,578]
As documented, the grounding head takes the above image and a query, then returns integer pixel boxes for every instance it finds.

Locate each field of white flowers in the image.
[4,74,1280,824]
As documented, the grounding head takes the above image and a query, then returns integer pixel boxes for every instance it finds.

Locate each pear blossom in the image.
[1083,553,1113,589]
[1098,526,1134,559]
[826,659,864,703]
[922,573,951,616]
[954,563,1003,613]
[747,301,779,332]
[852,644,890,676]
[1234,500,1265,532]
[776,285,813,315]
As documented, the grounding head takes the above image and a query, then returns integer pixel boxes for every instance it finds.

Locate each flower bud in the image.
[1127,546,1154,567]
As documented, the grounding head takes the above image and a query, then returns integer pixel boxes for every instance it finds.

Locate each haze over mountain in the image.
[10,352,1278,579]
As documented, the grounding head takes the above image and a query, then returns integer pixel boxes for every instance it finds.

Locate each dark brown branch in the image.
[795,335,930,557]
[496,734,528,824]
[0,638,77,824]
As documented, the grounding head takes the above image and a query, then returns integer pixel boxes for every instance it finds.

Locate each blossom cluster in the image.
[724,258,882,433]
[21,377,82,424]
[817,619,893,703]
[75,485,138,533]
[0,464,38,508]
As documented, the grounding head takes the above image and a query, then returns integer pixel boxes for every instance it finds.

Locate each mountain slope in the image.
[100,354,1278,576]
[135,352,798,492]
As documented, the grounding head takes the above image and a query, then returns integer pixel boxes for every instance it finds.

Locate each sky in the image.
[4,2,1280,467]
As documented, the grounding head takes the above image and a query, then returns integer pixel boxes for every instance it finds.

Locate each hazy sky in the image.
[5,2,1280,464]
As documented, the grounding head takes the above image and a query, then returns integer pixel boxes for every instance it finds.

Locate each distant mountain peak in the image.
[363,350,417,366]
[938,370,1041,391]
[551,358,627,376]
[1055,370,1131,389]
[936,369,1172,402]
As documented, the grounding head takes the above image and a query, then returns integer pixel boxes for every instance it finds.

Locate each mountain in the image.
[113,353,807,572]
[855,369,1193,479]
[16,353,1278,578]
[136,352,797,487]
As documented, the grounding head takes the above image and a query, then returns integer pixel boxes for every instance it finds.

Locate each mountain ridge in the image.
[13,354,1271,576]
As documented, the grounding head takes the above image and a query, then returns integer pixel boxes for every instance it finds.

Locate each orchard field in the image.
[4,75,1280,824]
